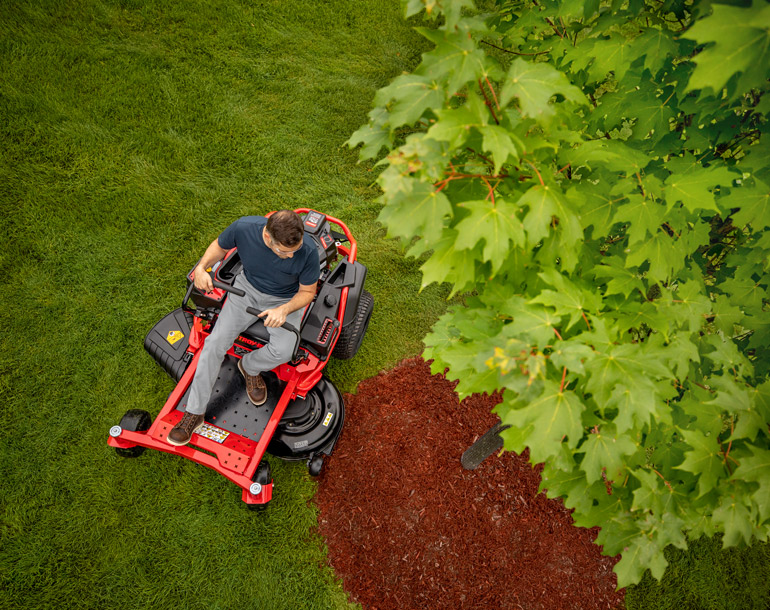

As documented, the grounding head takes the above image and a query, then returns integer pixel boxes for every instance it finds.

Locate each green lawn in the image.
[1,1,768,609]
[0,2,442,609]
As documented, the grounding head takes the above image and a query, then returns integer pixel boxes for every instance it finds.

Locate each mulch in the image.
[316,357,624,610]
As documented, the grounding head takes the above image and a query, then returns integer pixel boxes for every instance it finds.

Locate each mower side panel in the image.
[340,261,367,328]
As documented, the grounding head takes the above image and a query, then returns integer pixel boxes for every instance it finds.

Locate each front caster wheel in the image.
[115,409,152,458]
[307,455,324,477]
[247,461,273,511]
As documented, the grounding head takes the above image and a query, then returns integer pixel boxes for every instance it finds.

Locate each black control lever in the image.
[245,307,300,337]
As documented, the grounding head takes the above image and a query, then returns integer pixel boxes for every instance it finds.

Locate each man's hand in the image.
[193,264,214,293]
[259,306,288,328]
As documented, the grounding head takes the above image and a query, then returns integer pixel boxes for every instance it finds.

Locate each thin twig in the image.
[480,40,551,57]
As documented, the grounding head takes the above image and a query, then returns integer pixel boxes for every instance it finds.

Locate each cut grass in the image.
[0,1,438,609]
[1,1,768,610]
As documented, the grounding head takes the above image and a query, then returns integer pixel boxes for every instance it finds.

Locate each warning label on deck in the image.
[196,423,229,444]
[166,330,184,345]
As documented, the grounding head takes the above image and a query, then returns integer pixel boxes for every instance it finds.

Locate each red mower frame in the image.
[108,210,366,506]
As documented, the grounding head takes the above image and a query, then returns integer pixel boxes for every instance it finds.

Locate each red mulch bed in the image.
[316,357,624,610]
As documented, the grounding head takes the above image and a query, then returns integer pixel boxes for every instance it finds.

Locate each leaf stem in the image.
[478,79,500,125]
[635,172,646,198]
[652,468,673,491]
[484,75,501,111]
[559,366,568,392]
[525,160,545,186]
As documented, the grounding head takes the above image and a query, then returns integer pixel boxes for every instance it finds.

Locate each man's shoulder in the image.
[234,215,267,229]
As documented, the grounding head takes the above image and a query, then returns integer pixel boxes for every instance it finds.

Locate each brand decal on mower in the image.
[323,412,333,427]
[166,330,184,345]
[196,423,230,444]
[294,440,309,449]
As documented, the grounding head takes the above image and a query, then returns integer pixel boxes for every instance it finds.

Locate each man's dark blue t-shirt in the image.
[217,216,320,298]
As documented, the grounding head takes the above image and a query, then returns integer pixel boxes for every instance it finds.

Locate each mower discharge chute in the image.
[108,210,373,508]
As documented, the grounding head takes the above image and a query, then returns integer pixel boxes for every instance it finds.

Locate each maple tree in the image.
[349,0,770,587]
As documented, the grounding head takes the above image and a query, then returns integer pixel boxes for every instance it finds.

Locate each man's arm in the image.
[193,239,229,292]
[259,283,316,328]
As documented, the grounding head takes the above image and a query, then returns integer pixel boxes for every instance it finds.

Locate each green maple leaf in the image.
[540,465,596,514]
[625,231,687,283]
[613,300,670,335]
[565,139,651,174]
[426,92,488,148]
[374,74,445,128]
[518,183,582,250]
[573,185,623,236]
[413,229,478,295]
[614,534,669,586]
[378,179,452,243]
[663,158,735,213]
[500,58,587,119]
[529,268,601,330]
[632,468,667,514]
[657,333,700,381]
[578,427,639,484]
[592,259,645,299]
[712,496,754,547]
[671,280,711,332]
[453,198,525,272]
[502,380,586,462]
[710,293,744,336]
[732,446,770,522]
[680,389,727,438]
[683,1,770,97]
[347,107,392,160]
[585,34,642,84]
[727,179,770,230]
[479,124,522,174]
[702,334,753,378]
[549,340,594,375]
[718,276,767,317]
[585,342,672,405]
[749,380,770,421]
[637,28,678,76]
[631,85,676,137]
[608,382,660,434]
[505,300,564,347]
[418,27,489,94]
[612,195,666,245]
[676,429,726,498]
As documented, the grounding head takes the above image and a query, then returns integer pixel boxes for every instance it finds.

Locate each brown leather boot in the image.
[167,411,205,446]
[239,360,267,406]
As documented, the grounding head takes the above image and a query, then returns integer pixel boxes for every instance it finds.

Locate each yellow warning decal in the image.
[166,330,184,345]
[323,412,333,427]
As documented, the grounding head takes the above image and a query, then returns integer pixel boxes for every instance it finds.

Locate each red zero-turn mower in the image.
[108,210,373,508]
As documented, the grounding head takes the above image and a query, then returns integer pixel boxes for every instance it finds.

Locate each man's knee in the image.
[265,330,297,363]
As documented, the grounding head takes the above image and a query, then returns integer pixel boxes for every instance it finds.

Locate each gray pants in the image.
[185,273,302,415]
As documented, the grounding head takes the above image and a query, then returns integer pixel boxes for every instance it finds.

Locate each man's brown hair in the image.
[266,210,304,247]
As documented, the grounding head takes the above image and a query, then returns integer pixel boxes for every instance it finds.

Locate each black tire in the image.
[248,461,273,511]
[115,409,152,458]
[307,455,324,477]
[332,290,373,360]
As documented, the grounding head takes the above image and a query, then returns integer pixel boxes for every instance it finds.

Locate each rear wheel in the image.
[115,409,152,458]
[332,290,373,360]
